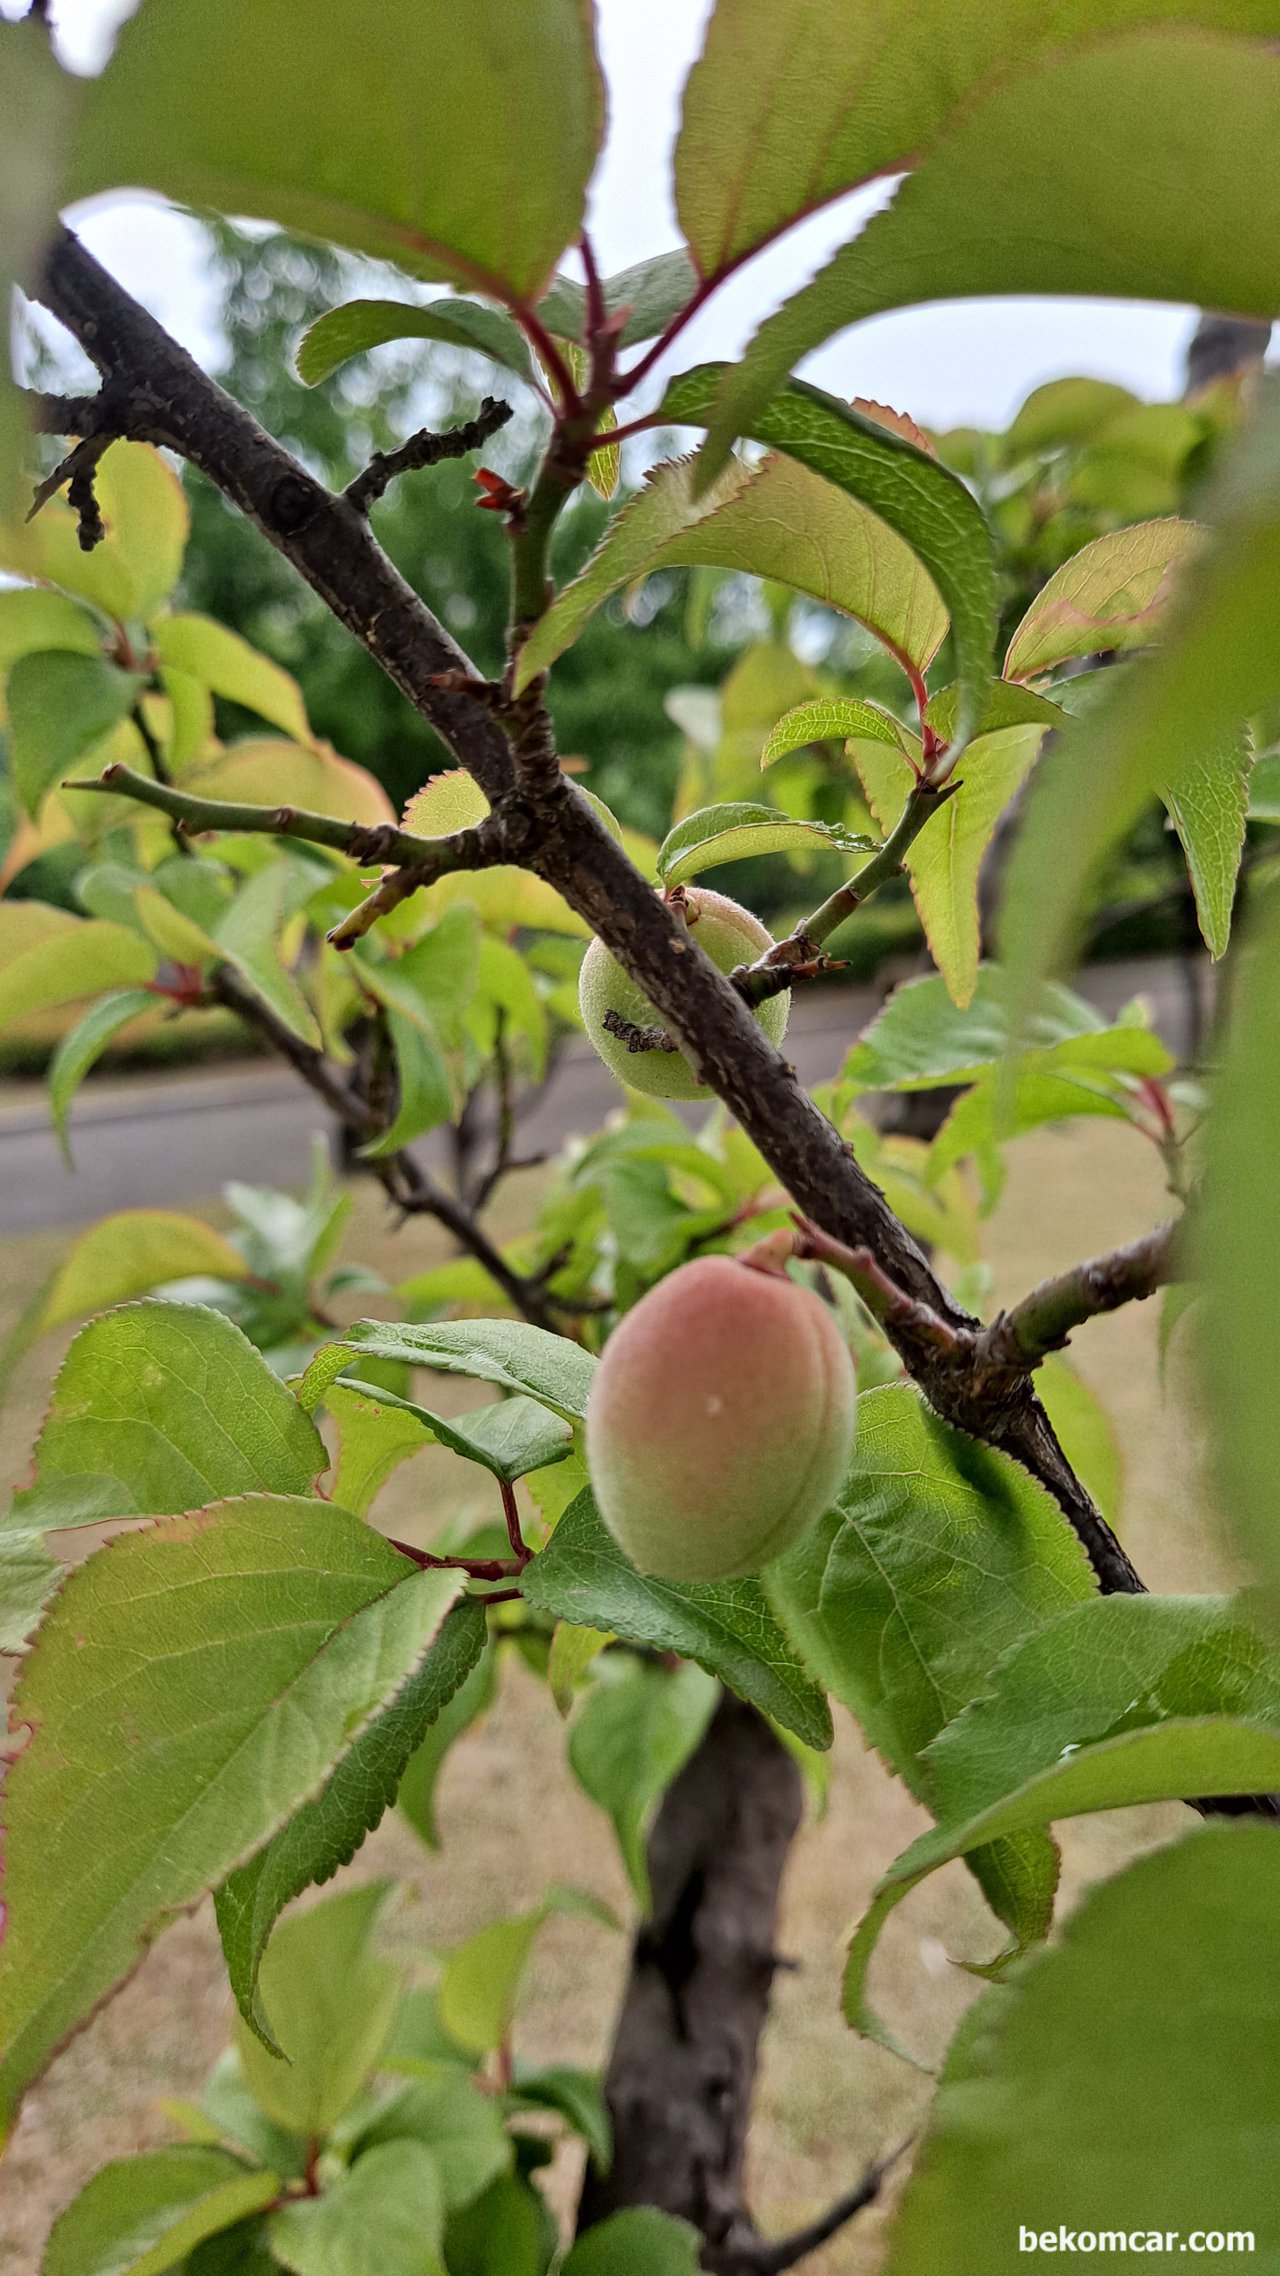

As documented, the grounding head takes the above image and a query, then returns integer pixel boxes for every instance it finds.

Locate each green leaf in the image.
[72,0,603,300]
[561,2207,702,2276]
[214,866,321,1048]
[296,296,536,389]
[655,800,874,887]
[0,442,189,622]
[515,449,949,699]
[324,1380,436,1521]
[701,31,1280,470]
[1201,884,1280,1608]
[856,722,1048,1007]
[47,990,156,1164]
[216,1598,487,2047]
[674,0,1271,278]
[760,697,905,767]
[0,1531,62,1655]
[522,1487,834,1751]
[924,680,1065,740]
[270,2139,445,2276]
[383,1987,474,2079]
[884,1826,1280,2275]
[0,585,101,671]
[401,771,490,838]
[354,907,482,1050]
[439,1889,612,2057]
[538,249,698,349]
[34,1211,251,1336]
[151,614,311,743]
[569,1658,718,1910]
[348,2074,510,2210]
[7,648,143,817]
[341,1382,572,1486]
[397,1642,498,1852]
[359,1010,453,1159]
[442,2175,556,2276]
[1248,746,1280,821]
[235,1882,404,2140]
[199,2048,309,2180]
[41,2148,279,2276]
[927,1029,1173,1207]
[1001,385,1280,1015]
[845,1718,1280,2047]
[1004,519,1199,680]
[0,919,157,1028]
[663,365,998,751]
[548,1621,612,1716]
[767,1384,1095,1772]
[509,2063,611,2172]
[469,932,548,1080]
[924,1594,1280,1828]
[841,965,1114,1092]
[0,1500,461,2138]
[1003,376,1145,460]
[766,1384,1094,1987]
[298,1319,597,1421]
[1160,734,1253,960]
[10,1301,326,1533]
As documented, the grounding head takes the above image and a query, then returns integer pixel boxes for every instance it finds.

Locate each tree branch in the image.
[31,227,1145,1600]
[978,1221,1181,1373]
[706,2139,914,2276]
[35,228,517,807]
[65,758,504,874]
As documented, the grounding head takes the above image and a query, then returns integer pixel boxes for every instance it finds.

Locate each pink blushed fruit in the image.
[585,1252,857,1582]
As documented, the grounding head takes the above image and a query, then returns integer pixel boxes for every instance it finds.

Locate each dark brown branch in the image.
[33,227,1142,1599]
[707,2138,914,2276]
[35,229,517,807]
[344,395,512,515]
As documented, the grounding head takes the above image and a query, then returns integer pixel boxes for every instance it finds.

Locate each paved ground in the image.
[0,955,1210,1233]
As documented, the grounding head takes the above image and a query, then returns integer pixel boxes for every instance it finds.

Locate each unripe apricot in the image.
[586,1251,857,1582]
[578,886,789,1101]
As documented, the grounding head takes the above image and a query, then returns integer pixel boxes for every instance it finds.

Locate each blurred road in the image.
[0,956,1210,1233]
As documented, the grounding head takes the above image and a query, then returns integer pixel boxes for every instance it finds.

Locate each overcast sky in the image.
[6,0,1203,429]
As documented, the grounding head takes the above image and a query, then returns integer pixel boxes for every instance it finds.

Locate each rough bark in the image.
[577,1695,803,2268]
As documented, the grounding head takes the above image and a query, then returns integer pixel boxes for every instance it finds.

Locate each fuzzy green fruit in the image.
[585,1252,858,1582]
[578,886,789,1101]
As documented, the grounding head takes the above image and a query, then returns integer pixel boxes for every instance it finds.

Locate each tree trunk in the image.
[577,1693,803,2266]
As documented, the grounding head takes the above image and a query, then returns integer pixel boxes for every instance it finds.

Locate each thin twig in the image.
[705,2139,915,2275]
[387,1537,523,1582]
[345,396,512,515]
[733,781,959,1007]
[790,1216,967,1354]
[65,758,495,871]
[499,1479,530,1569]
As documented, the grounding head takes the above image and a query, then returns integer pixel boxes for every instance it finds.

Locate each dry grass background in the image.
[0,1113,1231,2275]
